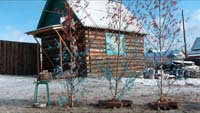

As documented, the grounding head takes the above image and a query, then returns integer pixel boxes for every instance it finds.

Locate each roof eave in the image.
[188,54,200,57]
[83,25,147,35]
[26,24,62,37]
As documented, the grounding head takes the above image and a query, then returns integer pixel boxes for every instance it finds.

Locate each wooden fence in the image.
[0,40,38,75]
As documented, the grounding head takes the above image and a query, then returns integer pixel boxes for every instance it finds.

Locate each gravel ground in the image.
[0,75,199,113]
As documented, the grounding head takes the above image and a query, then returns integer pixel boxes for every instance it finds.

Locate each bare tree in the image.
[54,0,90,107]
[130,0,181,109]
[91,0,146,107]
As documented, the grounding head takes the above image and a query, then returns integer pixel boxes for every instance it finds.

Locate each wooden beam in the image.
[55,29,73,56]
[182,10,187,59]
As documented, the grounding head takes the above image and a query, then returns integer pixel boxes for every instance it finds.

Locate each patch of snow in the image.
[172,80,186,86]
[185,78,200,86]
[134,79,158,86]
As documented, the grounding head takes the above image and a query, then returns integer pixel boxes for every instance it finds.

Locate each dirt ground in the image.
[0,75,199,113]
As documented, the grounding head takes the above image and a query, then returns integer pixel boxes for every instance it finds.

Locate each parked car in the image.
[172,60,199,78]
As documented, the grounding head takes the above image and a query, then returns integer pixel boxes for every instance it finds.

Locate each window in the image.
[106,32,126,55]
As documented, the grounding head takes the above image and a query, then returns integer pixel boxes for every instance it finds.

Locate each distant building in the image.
[188,37,200,66]
[145,49,185,61]
[167,50,185,60]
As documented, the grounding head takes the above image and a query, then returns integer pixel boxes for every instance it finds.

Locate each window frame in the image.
[105,32,126,56]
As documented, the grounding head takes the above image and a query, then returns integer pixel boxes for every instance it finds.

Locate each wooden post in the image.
[40,51,43,70]
[182,10,187,59]
[88,30,91,72]
[36,43,40,74]
[59,37,63,70]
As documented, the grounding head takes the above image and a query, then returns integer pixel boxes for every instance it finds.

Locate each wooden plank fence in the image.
[0,40,38,75]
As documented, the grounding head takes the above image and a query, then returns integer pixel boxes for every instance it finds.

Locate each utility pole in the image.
[182,9,187,59]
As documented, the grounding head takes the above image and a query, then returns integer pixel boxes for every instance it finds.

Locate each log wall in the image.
[0,40,37,75]
[85,29,145,76]
[40,28,144,77]
[41,30,87,77]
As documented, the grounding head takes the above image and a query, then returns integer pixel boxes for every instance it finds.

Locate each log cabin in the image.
[26,0,146,77]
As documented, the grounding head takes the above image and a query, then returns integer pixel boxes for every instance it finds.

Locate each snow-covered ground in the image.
[0,75,199,113]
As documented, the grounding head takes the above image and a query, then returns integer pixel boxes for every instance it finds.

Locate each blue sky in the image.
[0,0,199,51]
[178,0,200,49]
[0,0,45,42]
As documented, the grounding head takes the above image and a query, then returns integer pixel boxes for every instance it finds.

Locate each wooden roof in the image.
[37,0,65,29]
[188,37,200,57]
[34,0,146,34]
[67,0,146,34]
[191,37,200,51]
[26,24,62,37]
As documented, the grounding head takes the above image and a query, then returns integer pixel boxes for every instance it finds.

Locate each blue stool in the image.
[33,80,50,107]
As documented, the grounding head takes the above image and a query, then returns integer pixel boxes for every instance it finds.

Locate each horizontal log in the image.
[85,43,144,49]
[88,60,144,65]
[87,66,144,74]
[85,39,144,51]
[88,68,144,74]
[85,35,105,39]
[86,36,142,41]
[127,52,144,55]
[86,55,144,60]
[85,32,143,40]
[87,56,122,60]
[87,63,144,68]
[87,52,106,56]
[86,66,145,72]
[87,54,144,59]
[88,44,105,49]
[87,71,142,77]
[90,28,143,34]
[126,35,143,40]
[89,48,106,52]
[87,67,144,73]
[86,38,136,43]
[86,61,145,67]
[86,49,144,55]
[87,61,144,66]
[126,43,144,46]
[88,49,144,54]
[88,30,143,37]
[87,70,140,74]
[87,43,141,48]
[88,52,142,56]
[87,60,144,65]
[88,31,106,35]
[85,39,105,44]
[86,32,143,39]
[126,46,143,49]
